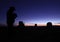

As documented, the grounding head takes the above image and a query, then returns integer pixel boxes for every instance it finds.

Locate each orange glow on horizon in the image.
[53,24,60,26]
[25,24,46,26]
[15,23,60,26]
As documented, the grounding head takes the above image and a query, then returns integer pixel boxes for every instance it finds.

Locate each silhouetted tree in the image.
[18,21,25,28]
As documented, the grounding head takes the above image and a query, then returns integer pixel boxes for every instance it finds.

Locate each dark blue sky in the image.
[0,0,60,25]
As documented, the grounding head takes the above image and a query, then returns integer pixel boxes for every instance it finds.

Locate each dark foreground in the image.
[0,26,60,42]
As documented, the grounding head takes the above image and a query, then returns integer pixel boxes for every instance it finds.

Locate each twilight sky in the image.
[0,0,60,25]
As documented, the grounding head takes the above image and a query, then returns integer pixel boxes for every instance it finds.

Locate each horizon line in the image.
[14,23,60,26]
[0,23,60,26]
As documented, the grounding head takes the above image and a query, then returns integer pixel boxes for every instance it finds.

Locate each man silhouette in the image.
[7,7,17,39]
[7,7,17,32]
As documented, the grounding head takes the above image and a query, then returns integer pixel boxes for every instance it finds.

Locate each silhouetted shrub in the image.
[18,21,25,28]
[47,22,53,31]
[47,22,52,27]
[35,24,37,27]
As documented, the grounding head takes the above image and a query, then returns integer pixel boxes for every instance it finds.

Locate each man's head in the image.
[10,6,15,10]
[9,6,15,12]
